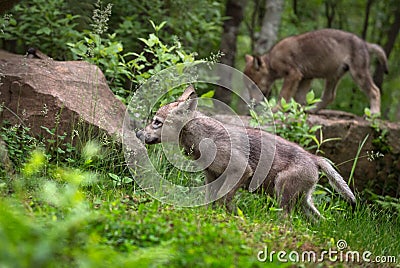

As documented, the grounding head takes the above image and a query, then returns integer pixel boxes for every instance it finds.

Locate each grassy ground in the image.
[0,141,399,268]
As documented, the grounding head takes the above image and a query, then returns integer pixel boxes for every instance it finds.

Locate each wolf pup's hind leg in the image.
[274,164,320,219]
[302,187,323,220]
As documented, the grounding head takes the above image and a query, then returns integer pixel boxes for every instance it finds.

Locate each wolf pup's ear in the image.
[245,54,253,64]
[174,85,198,113]
[178,85,197,102]
[253,55,262,70]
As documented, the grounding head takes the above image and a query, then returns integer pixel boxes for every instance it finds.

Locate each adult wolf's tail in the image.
[317,158,356,205]
[367,43,389,74]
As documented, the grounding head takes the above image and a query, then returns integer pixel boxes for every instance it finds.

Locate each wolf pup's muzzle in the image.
[135,130,161,144]
[136,130,145,142]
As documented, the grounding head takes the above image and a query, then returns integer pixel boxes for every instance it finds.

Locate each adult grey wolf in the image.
[136,85,356,219]
[244,29,388,115]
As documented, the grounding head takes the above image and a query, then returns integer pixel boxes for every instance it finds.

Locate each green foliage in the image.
[68,11,196,103]
[364,108,392,154]
[68,32,130,100]
[1,1,400,266]
[146,144,204,188]
[0,122,37,171]
[347,134,369,188]
[365,190,400,215]
[250,92,335,153]
[66,1,131,102]
[40,125,77,165]
[1,163,399,267]
[307,199,400,258]
[0,107,399,267]
[165,1,224,57]
[2,0,201,104]
[90,0,113,35]
[0,164,97,267]
[0,0,83,59]
[109,0,224,59]
[1,0,223,62]
[129,21,196,86]
[22,149,47,177]
[0,14,12,35]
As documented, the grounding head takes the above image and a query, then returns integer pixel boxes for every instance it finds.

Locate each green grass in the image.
[0,142,399,268]
[0,119,398,267]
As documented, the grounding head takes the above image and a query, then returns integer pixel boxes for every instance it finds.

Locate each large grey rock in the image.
[0,50,127,139]
[308,110,400,197]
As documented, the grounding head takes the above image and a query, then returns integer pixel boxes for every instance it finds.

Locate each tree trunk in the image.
[373,7,400,90]
[246,0,263,52]
[214,0,247,106]
[361,0,374,39]
[292,0,298,16]
[254,0,284,55]
[324,0,336,28]
[350,0,374,110]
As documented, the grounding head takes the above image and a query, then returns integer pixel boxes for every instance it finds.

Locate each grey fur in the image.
[244,29,388,115]
[136,85,356,219]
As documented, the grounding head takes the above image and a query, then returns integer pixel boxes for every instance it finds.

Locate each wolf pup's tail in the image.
[367,43,389,74]
[317,158,356,206]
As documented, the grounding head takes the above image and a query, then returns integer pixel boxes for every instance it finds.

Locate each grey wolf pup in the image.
[244,28,388,115]
[136,86,356,219]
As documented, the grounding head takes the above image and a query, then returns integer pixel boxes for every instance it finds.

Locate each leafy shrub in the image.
[364,108,392,154]
[0,146,111,267]
[364,189,400,215]
[68,1,196,103]
[109,0,224,59]
[0,0,83,60]
[249,92,332,152]
[0,122,37,171]
[68,32,130,99]
[122,22,196,103]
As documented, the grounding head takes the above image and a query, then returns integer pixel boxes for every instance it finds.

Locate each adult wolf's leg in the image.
[294,78,313,105]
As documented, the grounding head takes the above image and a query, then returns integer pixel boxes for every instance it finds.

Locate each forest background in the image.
[1,0,399,120]
[0,0,399,267]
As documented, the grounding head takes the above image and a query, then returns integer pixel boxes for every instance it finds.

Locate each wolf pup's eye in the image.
[152,119,163,129]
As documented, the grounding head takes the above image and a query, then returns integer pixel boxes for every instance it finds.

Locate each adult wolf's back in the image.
[244,29,388,115]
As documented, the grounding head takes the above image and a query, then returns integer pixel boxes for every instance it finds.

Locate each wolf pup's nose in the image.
[136,130,144,141]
